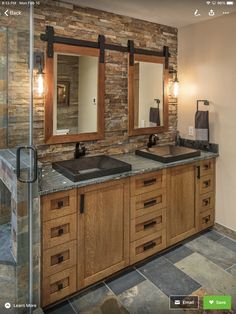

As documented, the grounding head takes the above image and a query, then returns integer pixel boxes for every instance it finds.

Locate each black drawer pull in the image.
[204,216,210,224]
[144,221,157,230]
[143,178,156,186]
[57,255,64,263]
[144,199,157,208]
[203,180,210,187]
[57,283,64,290]
[143,241,156,251]
[197,166,201,179]
[204,164,209,170]
[80,194,85,214]
[58,228,64,236]
[57,200,64,208]
[203,199,209,206]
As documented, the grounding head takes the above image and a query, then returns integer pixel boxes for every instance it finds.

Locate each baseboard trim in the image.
[213,223,236,241]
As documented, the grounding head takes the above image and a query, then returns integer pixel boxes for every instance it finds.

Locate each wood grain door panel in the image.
[78,180,129,288]
[167,164,197,245]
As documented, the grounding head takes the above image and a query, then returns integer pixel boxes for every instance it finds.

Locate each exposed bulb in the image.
[173,80,179,98]
[37,73,44,96]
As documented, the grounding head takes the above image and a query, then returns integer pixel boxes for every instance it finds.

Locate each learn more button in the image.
[203,296,231,310]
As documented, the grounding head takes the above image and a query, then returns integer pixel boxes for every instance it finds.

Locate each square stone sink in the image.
[135,145,201,163]
[52,155,132,182]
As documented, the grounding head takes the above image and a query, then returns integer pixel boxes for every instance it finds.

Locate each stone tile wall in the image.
[33,0,178,164]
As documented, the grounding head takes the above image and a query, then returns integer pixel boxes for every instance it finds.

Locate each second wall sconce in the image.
[169,68,179,98]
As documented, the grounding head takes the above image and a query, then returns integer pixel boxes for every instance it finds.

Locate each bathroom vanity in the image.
[38,24,217,308]
[40,153,216,307]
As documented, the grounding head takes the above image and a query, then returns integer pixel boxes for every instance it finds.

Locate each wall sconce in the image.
[34,52,44,97]
[169,68,179,98]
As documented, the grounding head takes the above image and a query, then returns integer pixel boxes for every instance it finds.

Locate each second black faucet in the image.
[147,134,159,148]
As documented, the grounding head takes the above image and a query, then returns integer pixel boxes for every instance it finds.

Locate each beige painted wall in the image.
[178,13,236,231]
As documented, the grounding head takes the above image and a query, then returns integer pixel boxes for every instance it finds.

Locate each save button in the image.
[203,295,231,310]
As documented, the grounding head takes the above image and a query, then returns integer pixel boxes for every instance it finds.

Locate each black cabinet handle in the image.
[144,221,157,230]
[144,199,157,208]
[57,283,64,290]
[143,241,156,251]
[57,255,64,263]
[58,228,64,236]
[204,180,210,187]
[204,164,209,170]
[58,200,64,208]
[80,194,85,214]
[203,199,209,206]
[204,216,210,224]
[197,166,201,179]
[143,178,156,186]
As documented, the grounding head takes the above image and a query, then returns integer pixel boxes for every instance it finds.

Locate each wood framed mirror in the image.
[128,53,169,136]
[44,43,105,144]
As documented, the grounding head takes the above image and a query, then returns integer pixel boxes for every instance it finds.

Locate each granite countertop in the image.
[39,151,218,196]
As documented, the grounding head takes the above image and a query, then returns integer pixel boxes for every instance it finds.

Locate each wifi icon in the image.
[206,1,211,4]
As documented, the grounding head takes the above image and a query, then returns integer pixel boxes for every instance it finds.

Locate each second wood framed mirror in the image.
[128,53,169,136]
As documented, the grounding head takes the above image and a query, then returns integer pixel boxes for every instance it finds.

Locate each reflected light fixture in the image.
[173,72,179,98]
[34,52,45,96]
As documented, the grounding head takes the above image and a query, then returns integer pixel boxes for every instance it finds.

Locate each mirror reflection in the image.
[53,53,98,135]
[134,61,164,129]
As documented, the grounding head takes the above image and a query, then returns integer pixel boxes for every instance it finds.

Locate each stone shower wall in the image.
[34,0,178,164]
[0,9,31,150]
[0,27,7,149]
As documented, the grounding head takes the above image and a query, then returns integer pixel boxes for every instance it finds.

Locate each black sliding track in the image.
[40,26,170,68]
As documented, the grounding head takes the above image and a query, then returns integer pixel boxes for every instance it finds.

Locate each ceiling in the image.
[63,0,236,28]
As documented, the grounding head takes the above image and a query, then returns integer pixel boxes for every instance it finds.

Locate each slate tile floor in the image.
[45,229,236,314]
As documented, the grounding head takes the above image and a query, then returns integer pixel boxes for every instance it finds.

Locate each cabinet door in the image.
[167,163,198,246]
[78,179,129,288]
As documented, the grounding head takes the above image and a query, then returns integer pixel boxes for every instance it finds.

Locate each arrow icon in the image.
[4,9,8,16]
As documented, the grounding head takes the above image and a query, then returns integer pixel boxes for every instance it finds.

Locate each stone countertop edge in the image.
[39,151,219,196]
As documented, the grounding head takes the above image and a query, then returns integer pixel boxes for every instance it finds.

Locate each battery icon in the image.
[226,1,234,4]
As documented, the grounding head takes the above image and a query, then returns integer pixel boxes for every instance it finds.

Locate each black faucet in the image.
[147,134,159,148]
[74,142,86,159]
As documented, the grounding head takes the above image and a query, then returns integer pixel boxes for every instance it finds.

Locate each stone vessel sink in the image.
[135,145,201,163]
[52,155,132,182]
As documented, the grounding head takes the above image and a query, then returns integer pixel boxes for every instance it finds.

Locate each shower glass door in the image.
[0,3,39,313]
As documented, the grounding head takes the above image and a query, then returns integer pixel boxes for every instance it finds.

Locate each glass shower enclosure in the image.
[0,3,40,314]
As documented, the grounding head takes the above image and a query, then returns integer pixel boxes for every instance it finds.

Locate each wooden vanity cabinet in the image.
[166,163,198,246]
[198,159,215,230]
[41,179,129,307]
[166,159,216,246]
[41,158,215,307]
[77,179,130,288]
[41,189,78,307]
[130,170,167,263]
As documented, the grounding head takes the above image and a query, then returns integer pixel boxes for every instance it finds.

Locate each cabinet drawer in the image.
[199,192,215,213]
[42,266,76,307]
[200,209,214,230]
[200,159,214,176]
[43,214,77,250]
[131,189,166,218]
[43,240,77,278]
[130,230,166,264]
[131,209,166,242]
[42,189,77,222]
[199,174,214,195]
[130,170,166,196]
